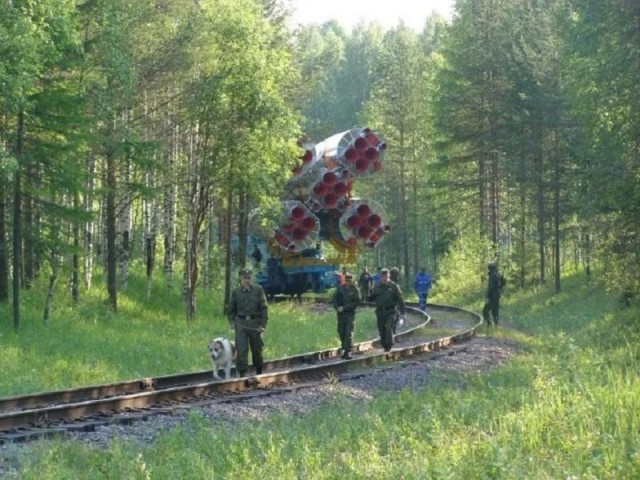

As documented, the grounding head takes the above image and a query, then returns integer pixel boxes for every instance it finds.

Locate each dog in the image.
[209,337,237,380]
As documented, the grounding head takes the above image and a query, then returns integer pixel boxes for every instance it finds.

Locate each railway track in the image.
[0,302,481,443]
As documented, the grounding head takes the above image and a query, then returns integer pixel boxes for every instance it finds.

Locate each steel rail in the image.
[0,302,480,440]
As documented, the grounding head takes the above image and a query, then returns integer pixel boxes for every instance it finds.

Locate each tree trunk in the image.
[163,122,177,293]
[105,146,118,312]
[519,190,527,288]
[535,143,546,283]
[0,162,8,303]
[144,184,157,299]
[583,229,591,279]
[43,251,60,323]
[118,160,132,292]
[84,153,95,290]
[23,164,38,288]
[12,110,24,329]
[203,208,213,290]
[223,188,233,315]
[238,189,247,267]
[185,215,197,321]
[553,130,561,293]
[71,192,80,303]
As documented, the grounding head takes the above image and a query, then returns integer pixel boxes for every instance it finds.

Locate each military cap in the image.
[487,262,497,270]
[380,268,390,275]
[239,267,252,276]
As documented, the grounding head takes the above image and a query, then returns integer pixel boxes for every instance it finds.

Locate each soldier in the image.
[227,268,269,377]
[390,266,400,284]
[482,262,503,327]
[370,268,406,351]
[250,244,263,269]
[358,267,372,302]
[332,273,361,359]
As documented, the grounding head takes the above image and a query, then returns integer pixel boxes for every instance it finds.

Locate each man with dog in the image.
[370,268,406,352]
[228,268,269,377]
[332,272,361,359]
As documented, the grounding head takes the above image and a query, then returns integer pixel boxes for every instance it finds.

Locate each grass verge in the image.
[1,274,639,479]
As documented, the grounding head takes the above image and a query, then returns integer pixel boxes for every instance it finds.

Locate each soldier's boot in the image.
[237,370,247,378]
[255,364,263,375]
[342,350,352,360]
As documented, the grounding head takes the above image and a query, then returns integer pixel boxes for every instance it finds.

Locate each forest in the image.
[1,0,638,327]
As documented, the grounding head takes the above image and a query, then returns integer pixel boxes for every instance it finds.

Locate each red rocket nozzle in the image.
[368,228,384,244]
[365,147,379,161]
[344,148,358,162]
[312,182,329,196]
[302,150,313,163]
[292,227,307,241]
[333,182,348,195]
[346,215,362,229]
[323,171,338,186]
[302,216,317,230]
[367,214,381,228]
[365,131,379,145]
[354,136,368,151]
[323,192,339,208]
[356,203,371,217]
[357,226,373,238]
[355,158,369,173]
[290,206,306,220]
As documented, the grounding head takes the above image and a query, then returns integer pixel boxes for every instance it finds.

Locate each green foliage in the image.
[0,268,380,395]
[2,271,640,479]
[432,232,493,300]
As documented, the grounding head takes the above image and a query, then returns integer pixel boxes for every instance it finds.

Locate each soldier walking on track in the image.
[370,268,406,351]
[332,272,361,359]
[227,268,269,377]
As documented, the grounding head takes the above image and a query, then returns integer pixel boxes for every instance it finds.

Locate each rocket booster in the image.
[270,127,390,253]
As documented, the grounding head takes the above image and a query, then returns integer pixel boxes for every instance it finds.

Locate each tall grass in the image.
[0,273,379,396]
[2,272,639,479]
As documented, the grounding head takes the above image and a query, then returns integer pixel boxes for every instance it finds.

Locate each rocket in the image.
[261,127,390,254]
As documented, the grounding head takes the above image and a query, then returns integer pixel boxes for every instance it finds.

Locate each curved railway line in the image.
[0,302,481,444]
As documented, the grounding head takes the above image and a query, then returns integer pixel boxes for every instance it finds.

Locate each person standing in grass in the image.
[482,262,504,327]
[332,273,361,359]
[370,268,406,351]
[228,268,269,377]
[358,267,372,302]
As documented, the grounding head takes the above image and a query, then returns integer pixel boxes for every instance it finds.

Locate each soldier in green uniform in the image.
[332,272,361,359]
[227,268,269,377]
[482,262,503,327]
[371,268,406,351]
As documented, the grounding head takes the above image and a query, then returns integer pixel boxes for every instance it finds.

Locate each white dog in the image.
[209,337,237,380]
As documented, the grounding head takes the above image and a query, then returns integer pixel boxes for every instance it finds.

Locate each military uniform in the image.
[482,263,502,327]
[371,269,406,351]
[228,269,269,376]
[332,275,361,359]
[358,269,372,302]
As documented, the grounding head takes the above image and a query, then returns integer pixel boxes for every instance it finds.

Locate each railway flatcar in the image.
[249,127,391,298]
